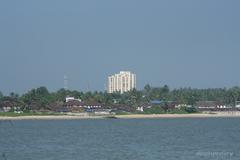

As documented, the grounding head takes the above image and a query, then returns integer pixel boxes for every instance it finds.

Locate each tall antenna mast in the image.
[64,74,68,90]
[104,83,107,92]
[87,80,90,92]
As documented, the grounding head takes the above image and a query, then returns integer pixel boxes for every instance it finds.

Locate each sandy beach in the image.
[1,112,240,120]
[116,112,240,119]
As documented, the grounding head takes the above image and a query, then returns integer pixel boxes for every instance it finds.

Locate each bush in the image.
[184,107,197,113]
[143,106,165,114]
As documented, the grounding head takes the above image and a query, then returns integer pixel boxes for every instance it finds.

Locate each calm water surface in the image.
[0,118,240,160]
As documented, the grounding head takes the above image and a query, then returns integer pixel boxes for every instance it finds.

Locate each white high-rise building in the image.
[108,71,136,93]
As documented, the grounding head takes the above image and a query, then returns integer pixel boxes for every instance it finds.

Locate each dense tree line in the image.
[1,85,240,111]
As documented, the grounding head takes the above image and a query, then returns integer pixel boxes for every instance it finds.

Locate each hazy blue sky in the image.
[0,0,240,94]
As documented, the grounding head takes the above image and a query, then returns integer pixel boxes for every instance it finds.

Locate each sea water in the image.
[0,118,240,160]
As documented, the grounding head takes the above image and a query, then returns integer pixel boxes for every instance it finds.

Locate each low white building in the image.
[236,101,240,108]
[136,106,144,112]
[66,97,81,103]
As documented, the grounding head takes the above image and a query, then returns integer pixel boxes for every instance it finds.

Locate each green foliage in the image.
[184,107,198,113]
[1,85,240,113]
[21,86,53,110]
[168,108,188,114]
[143,106,165,114]
[144,84,151,93]
[0,91,3,100]
[0,111,63,117]
[168,106,198,114]
[115,111,131,115]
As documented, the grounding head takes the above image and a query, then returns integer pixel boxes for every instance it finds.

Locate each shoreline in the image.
[116,113,240,119]
[1,112,240,120]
